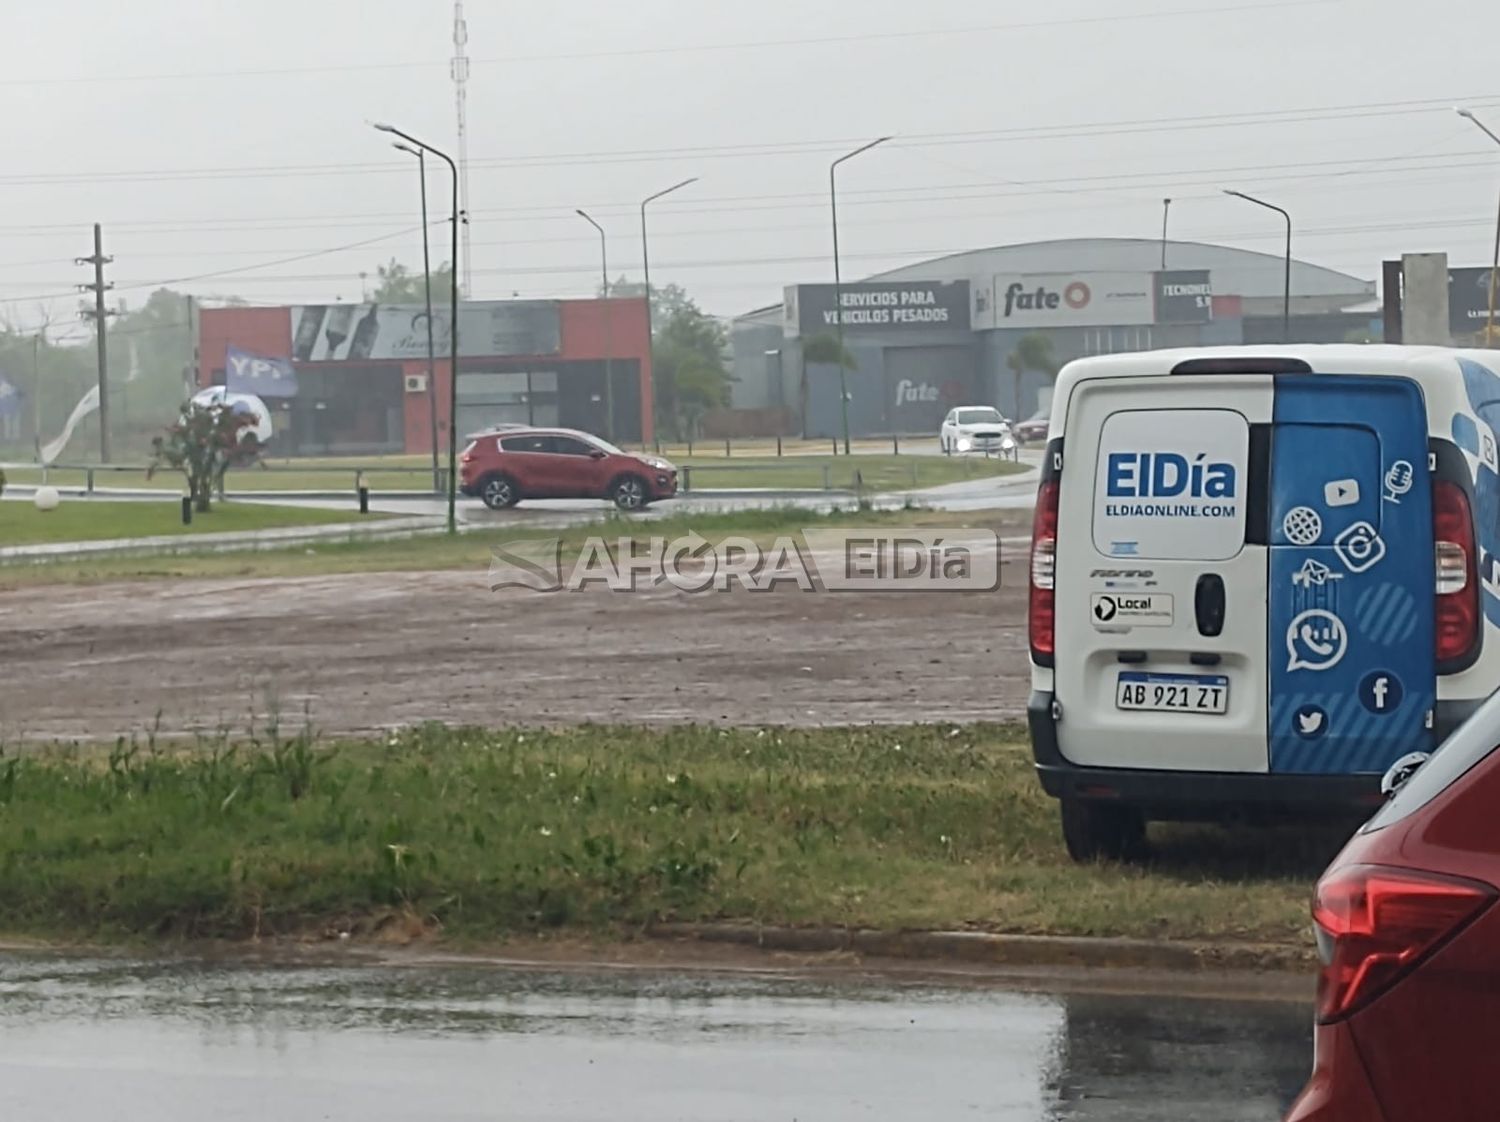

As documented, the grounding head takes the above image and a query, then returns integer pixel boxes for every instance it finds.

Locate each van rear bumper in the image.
[1026,690,1478,823]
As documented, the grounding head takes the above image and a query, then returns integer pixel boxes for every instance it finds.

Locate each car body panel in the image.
[1284,699,1500,1121]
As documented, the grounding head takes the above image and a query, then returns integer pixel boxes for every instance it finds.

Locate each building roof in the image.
[736,237,1373,325]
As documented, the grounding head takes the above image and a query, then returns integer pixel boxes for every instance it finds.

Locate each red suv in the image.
[1284,690,1500,1121]
[459,427,678,511]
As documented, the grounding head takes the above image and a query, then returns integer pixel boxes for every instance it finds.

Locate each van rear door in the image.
[1267,375,1435,774]
[1052,375,1271,772]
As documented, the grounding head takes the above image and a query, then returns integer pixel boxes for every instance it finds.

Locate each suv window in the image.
[550,436,598,457]
[500,435,552,454]
[1363,689,1500,831]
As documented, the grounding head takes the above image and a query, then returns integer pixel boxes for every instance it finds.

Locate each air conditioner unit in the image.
[404,373,428,393]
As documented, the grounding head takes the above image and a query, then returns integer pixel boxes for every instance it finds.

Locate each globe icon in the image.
[1284,506,1322,546]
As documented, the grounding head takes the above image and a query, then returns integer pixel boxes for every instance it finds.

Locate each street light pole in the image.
[577,209,614,441]
[1160,198,1172,270]
[375,123,461,535]
[394,142,441,493]
[831,136,891,456]
[1224,189,1292,343]
[640,178,698,440]
[1458,108,1500,347]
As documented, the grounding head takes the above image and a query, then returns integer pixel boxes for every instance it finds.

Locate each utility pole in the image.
[76,223,115,462]
[31,330,42,462]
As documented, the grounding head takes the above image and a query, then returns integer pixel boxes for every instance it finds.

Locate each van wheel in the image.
[1060,799,1146,863]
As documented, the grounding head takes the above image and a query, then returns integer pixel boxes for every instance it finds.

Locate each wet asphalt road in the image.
[0,956,1310,1121]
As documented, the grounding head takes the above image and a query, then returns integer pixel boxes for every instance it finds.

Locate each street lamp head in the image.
[393,142,421,157]
[372,122,396,134]
[1457,107,1476,120]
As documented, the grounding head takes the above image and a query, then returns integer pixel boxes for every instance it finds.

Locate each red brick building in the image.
[198,297,653,455]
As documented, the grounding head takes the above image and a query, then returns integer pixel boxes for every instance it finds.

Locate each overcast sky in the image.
[4,0,1499,334]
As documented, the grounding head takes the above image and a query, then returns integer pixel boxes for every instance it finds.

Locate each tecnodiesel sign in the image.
[1155,270,1213,323]
[289,301,563,362]
[785,281,971,338]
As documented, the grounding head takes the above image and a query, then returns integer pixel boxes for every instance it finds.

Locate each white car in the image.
[939,406,1017,458]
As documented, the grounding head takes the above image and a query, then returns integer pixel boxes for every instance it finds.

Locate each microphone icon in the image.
[1384,460,1414,503]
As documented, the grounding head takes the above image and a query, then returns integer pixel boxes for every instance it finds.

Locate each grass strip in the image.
[0,505,1029,588]
[0,499,376,546]
[0,723,1324,947]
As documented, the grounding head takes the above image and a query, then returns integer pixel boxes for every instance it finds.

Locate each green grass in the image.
[0,505,1027,588]
[0,499,376,546]
[0,723,1326,946]
[680,455,1026,491]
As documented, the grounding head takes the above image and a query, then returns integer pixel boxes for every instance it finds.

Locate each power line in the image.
[2,92,1494,189]
[0,0,1340,87]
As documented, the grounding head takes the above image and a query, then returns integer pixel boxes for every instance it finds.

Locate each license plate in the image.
[1115,672,1229,714]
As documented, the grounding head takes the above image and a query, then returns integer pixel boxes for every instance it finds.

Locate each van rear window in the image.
[1091,408,1249,561]
[1363,690,1500,832]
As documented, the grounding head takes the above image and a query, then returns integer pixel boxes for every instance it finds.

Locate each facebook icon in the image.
[1359,671,1404,715]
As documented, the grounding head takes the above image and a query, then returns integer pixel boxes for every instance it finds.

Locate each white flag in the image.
[40,384,100,465]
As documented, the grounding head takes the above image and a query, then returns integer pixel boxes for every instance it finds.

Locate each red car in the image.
[1284,693,1500,1122]
[459,427,678,511]
[1013,410,1050,445]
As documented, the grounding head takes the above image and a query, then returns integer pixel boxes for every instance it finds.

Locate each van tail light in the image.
[1312,864,1494,1023]
[1433,480,1479,663]
[1029,479,1060,659]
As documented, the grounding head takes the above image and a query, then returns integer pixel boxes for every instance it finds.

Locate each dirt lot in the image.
[0,563,1032,742]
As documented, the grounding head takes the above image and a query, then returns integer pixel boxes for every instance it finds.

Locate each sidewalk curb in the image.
[650,923,1315,973]
[0,515,446,564]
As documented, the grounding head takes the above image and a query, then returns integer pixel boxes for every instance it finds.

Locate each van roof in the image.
[1057,343,1484,386]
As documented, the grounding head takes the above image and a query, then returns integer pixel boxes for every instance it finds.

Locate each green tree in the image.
[370,258,455,304]
[601,277,695,331]
[802,333,856,369]
[147,401,264,512]
[1005,332,1059,418]
[650,297,732,439]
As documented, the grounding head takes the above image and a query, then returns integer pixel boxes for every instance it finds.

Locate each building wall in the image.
[199,298,654,453]
[730,321,786,409]
[199,307,293,381]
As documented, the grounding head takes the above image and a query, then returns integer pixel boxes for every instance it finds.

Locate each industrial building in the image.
[730,237,1378,437]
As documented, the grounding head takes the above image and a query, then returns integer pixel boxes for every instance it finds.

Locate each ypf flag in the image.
[226,345,299,398]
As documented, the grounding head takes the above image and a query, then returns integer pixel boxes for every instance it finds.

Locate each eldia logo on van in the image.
[1104,452,1238,518]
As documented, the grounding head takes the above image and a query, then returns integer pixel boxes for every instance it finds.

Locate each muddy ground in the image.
[0,563,1031,742]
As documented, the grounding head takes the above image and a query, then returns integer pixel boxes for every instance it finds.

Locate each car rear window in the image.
[1363,689,1500,831]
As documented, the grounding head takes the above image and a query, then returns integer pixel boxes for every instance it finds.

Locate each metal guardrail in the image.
[0,461,448,495]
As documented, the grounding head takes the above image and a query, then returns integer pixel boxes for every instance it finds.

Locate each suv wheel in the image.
[611,475,648,511]
[480,474,520,510]
[1060,799,1146,863]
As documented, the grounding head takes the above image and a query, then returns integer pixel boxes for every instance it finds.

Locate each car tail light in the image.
[1433,480,1479,662]
[1312,863,1494,1023]
[1029,479,1059,658]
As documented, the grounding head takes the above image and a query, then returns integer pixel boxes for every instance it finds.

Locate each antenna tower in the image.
[451,1,473,296]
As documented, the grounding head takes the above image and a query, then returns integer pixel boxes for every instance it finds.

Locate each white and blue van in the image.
[1027,345,1499,860]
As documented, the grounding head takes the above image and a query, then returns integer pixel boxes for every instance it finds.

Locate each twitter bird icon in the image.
[1294,704,1329,740]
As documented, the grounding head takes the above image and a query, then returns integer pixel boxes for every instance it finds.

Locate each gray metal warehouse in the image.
[729,237,1376,438]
